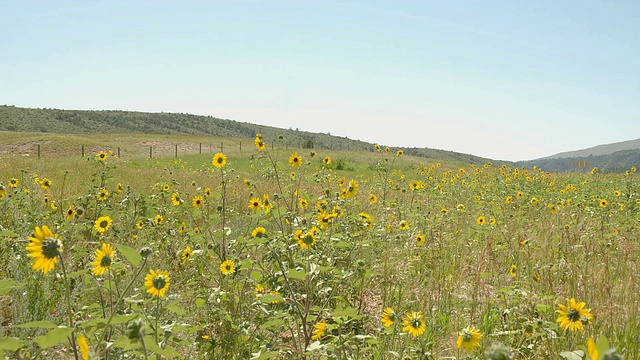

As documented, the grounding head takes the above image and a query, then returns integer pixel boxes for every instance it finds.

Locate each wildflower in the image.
[144,269,170,298]
[136,219,144,229]
[40,178,52,190]
[94,216,113,234]
[162,184,170,192]
[396,149,403,156]
[489,217,497,226]
[204,187,212,197]
[254,133,265,151]
[220,259,236,275]
[25,225,62,274]
[299,197,309,209]
[91,243,116,276]
[248,197,262,211]
[368,193,378,204]
[402,311,426,337]
[289,152,302,167]
[359,212,374,229]
[76,334,90,360]
[311,321,326,340]
[599,199,608,208]
[322,156,331,165]
[9,178,19,188]
[262,194,273,213]
[398,220,409,231]
[65,206,76,219]
[181,245,192,264]
[556,297,593,333]
[153,214,164,226]
[192,195,204,209]
[252,226,267,238]
[415,233,425,244]
[171,193,182,206]
[116,182,123,193]
[381,307,396,327]
[613,190,621,197]
[456,326,482,352]
[212,153,227,168]
[297,229,317,249]
[97,188,109,201]
[477,216,486,225]
[509,264,516,278]
[97,151,108,162]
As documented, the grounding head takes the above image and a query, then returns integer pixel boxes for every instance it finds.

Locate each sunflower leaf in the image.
[115,244,142,267]
[33,327,74,349]
[560,350,584,360]
[0,279,25,295]
[0,337,24,351]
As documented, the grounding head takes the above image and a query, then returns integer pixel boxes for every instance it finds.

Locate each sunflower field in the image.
[0,134,637,359]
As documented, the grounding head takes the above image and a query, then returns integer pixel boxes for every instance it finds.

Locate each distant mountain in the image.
[518,138,640,173]
[0,105,499,165]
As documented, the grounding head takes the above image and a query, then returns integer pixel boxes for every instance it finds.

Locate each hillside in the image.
[0,105,497,165]
[537,138,640,160]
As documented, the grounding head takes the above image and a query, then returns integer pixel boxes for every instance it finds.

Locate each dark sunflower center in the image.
[303,234,315,245]
[42,237,62,259]
[568,308,580,322]
[411,317,421,329]
[100,255,112,267]
[217,158,223,164]
[462,331,472,341]
[100,220,109,228]
[153,275,166,290]
[68,209,73,215]
[225,265,231,271]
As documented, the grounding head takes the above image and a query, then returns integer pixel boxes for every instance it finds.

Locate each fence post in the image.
[239,141,242,152]
[118,147,120,158]
[81,145,84,157]
[149,146,152,158]
[199,143,202,154]
[221,142,224,152]
[175,144,178,158]
[38,144,41,159]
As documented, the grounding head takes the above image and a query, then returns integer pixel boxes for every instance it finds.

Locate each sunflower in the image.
[94,216,113,234]
[476,216,486,225]
[220,259,236,275]
[9,178,19,188]
[415,233,425,244]
[289,171,296,180]
[97,151,108,162]
[25,225,63,274]
[181,245,192,264]
[613,190,621,197]
[255,134,265,151]
[396,149,403,156]
[368,193,378,204]
[381,307,396,327]
[154,214,164,226]
[40,178,52,190]
[297,229,317,249]
[162,184,170,192]
[516,191,524,199]
[489,217,497,226]
[77,334,90,360]
[322,156,331,165]
[556,298,593,333]
[288,152,302,167]
[262,194,273,213]
[97,188,109,201]
[136,219,145,229]
[456,326,482,352]
[169,193,180,206]
[192,195,204,209]
[359,212,374,230]
[509,264,516,278]
[505,196,513,203]
[204,187,212,197]
[251,226,267,238]
[599,199,608,208]
[212,153,227,168]
[311,321,326,340]
[299,197,309,209]
[402,311,426,337]
[116,182,123,193]
[398,220,409,231]
[91,243,116,276]
[144,269,170,298]
[248,197,262,211]
[65,206,76,219]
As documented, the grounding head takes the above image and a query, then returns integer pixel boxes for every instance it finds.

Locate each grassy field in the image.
[0,132,637,359]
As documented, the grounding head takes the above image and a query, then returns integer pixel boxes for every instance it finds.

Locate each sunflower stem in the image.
[58,254,80,360]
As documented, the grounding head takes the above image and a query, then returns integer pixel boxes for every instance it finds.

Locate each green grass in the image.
[0,133,637,359]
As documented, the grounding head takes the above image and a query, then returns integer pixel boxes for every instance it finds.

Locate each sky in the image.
[1,1,639,161]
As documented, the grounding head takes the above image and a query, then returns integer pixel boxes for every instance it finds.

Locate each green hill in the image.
[0,105,499,165]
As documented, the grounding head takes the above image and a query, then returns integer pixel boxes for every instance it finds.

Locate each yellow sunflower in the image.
[153,214,164,226]
[65,206,76,219]
[380,307,396,327]
[402,311,426,337]
[91,243,116,276]
[556,297,593,333]
[171,193,182,206]
[251,226,267,238]
[311,321,326,340]
[181,245,192,264]
[476,216,486,225]
[192,195,204,209]
[248,197,262,211]
[220,259,236,275]
[322,156,331,165]
[144,269,170,298]
[97,151,108,162]
[456,326,482,352]
[94,216,113,234]
[288,152,302,167]
[212,153,227,168]
[25,225,63,274]
[9,178,19,188]
[415,233,425,244]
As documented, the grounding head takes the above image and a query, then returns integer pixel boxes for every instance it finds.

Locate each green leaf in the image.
[0,279,25,295]
[115,243,142,267]
[195,298,206,308]
[0,337,24,351]
[331,306,362,319]
[33,327,74,349]
[0,230,19,238]
[305,340,324,352]
[166,301,186,316]
[259,294,285,304]
[143,335,181,357]
[560,350,584,360]
[335,241,353,249]
[14,321,58,329]
[287,268,307,280]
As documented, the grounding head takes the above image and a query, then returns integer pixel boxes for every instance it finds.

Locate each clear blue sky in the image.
[1,1,639,161]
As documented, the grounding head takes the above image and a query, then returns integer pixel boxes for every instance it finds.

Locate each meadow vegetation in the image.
[0,132,637,359]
